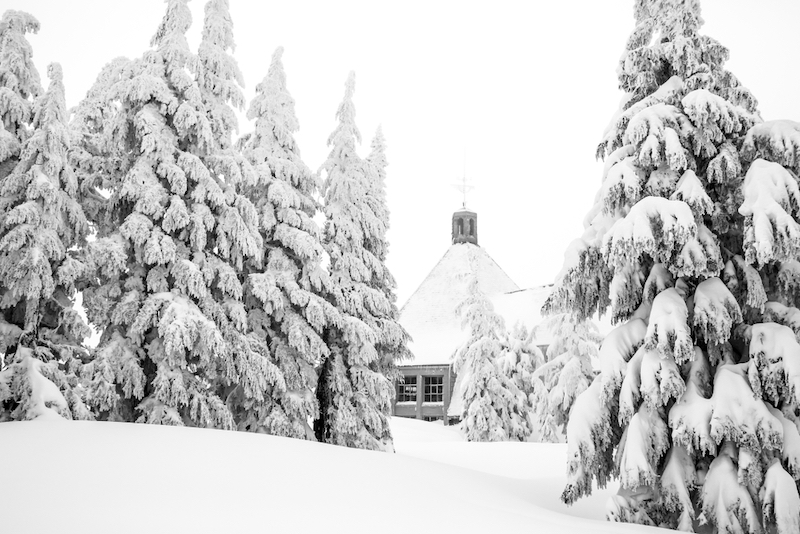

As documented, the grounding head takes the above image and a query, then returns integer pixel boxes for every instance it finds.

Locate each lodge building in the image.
[393,206,554,424]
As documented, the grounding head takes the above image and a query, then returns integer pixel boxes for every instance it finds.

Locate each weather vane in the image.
[451,150,474,209]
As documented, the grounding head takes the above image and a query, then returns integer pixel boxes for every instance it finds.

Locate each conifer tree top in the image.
[197,0,244,108]
[0,10,42,146]
[0,10,41,100]
[150,0,192,56]
[327,71,361,154]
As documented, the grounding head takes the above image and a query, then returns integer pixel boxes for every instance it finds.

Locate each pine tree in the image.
[70,57,133,225]
[498,322,542,438]
[236,47,340,438]
[544,1,800,531]
[363,125,410,381]
[454,268,531,442]
[80,0,263,428]
[0,57,93,421]
[532,313,599,442]
[316,72,398,451]
[195,0,245,148]
[0,10,41,181]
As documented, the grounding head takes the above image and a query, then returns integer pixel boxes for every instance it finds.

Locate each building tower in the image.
[451,208,478,245]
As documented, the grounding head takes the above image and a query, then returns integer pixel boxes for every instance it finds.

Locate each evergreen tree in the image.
[316,72,397,451]
[236,47,339,438]
[532,313,599,442]
[80,0,263,428]
[544,1,800,531]
[70,57,133,225]
[195,0,245,149]
[498,322,542,438]
[454,268,531,442]
[0,58,93,421]
[363,125,410,381]
[0,10,41,181]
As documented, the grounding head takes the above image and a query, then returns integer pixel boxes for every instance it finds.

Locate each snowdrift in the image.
[1,417,667,533]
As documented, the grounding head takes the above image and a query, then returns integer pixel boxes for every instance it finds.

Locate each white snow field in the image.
[1,416,668,533]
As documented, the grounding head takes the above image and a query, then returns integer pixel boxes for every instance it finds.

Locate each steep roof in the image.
[399,243,519,365]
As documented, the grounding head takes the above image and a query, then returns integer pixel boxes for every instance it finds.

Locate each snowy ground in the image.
[2,417,668,533]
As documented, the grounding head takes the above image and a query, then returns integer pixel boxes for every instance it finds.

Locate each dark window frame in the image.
[423,375,444,403]
[398,376,417,402]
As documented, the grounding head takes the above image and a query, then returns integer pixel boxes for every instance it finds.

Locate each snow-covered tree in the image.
[80,0,262,429]
[195,0,245,148]
[70,57,132,224]
[454,271,532,442]
[363,125,410,381]
[235,47,339,438]
[544,1,800,531]
[0,58,93,421]
[498,321,543,438]
[316,72,404,451]
[532,313,599,442]
[0,10,41,179]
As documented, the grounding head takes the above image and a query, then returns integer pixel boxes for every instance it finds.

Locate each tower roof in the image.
[399,243,519,365]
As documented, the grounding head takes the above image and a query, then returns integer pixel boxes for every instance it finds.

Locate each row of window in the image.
[397,376,443,403]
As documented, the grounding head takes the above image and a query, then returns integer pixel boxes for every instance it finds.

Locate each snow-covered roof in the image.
[399,241,615,368]
[399,243,519,366]
[489,286,554,345]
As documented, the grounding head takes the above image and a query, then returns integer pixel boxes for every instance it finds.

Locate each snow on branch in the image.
[644,288,693,364]
[693,277,742,346]
[768,406,800,479]
[562,379,617,504]
[707,142,742,184]
[700,443,761,533]
[763,302,800,339]
[743,120,800,175]
[670,169,713,216]
[659,444,697,530]
[640,346,684,409]
[615,404,669,489]
[762,461,800,534]
[681,89,755,157]
[739,159,800,266]
[609,261,644,323]
[711,364,782,452]
[622,103,693,170]
[598,318,647,401]
[673,221,722,278]
[543,243,612,321]
[600,155,643,216]
[732,255,767,312]
[599,76,687,161]
[777,260,800,303]
[748,322,800,407]
[603,197,696,272]
[642,263,674,302]
[670,347,715,456]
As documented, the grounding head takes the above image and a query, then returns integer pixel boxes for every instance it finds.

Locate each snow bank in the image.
[1,417,670,533]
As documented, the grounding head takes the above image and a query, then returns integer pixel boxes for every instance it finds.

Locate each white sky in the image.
[13,0,800,306]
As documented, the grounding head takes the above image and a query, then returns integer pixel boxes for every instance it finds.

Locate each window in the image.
[456,218,464,236]
[424,376,443,403]
[398,376,417,402]
[469,218,475,236]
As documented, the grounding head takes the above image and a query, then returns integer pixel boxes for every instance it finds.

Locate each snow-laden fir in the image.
[236,46,337,439]
[1,0,409,448]
[453,254,535,442]
[316,71,410,451]
[544,0,800,532]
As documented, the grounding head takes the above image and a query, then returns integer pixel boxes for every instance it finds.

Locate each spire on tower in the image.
[451,151,474,209]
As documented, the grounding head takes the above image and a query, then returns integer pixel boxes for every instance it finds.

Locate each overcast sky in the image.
[15,0,800,306]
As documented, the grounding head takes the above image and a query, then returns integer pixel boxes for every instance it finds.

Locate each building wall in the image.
[392,364,457,424]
